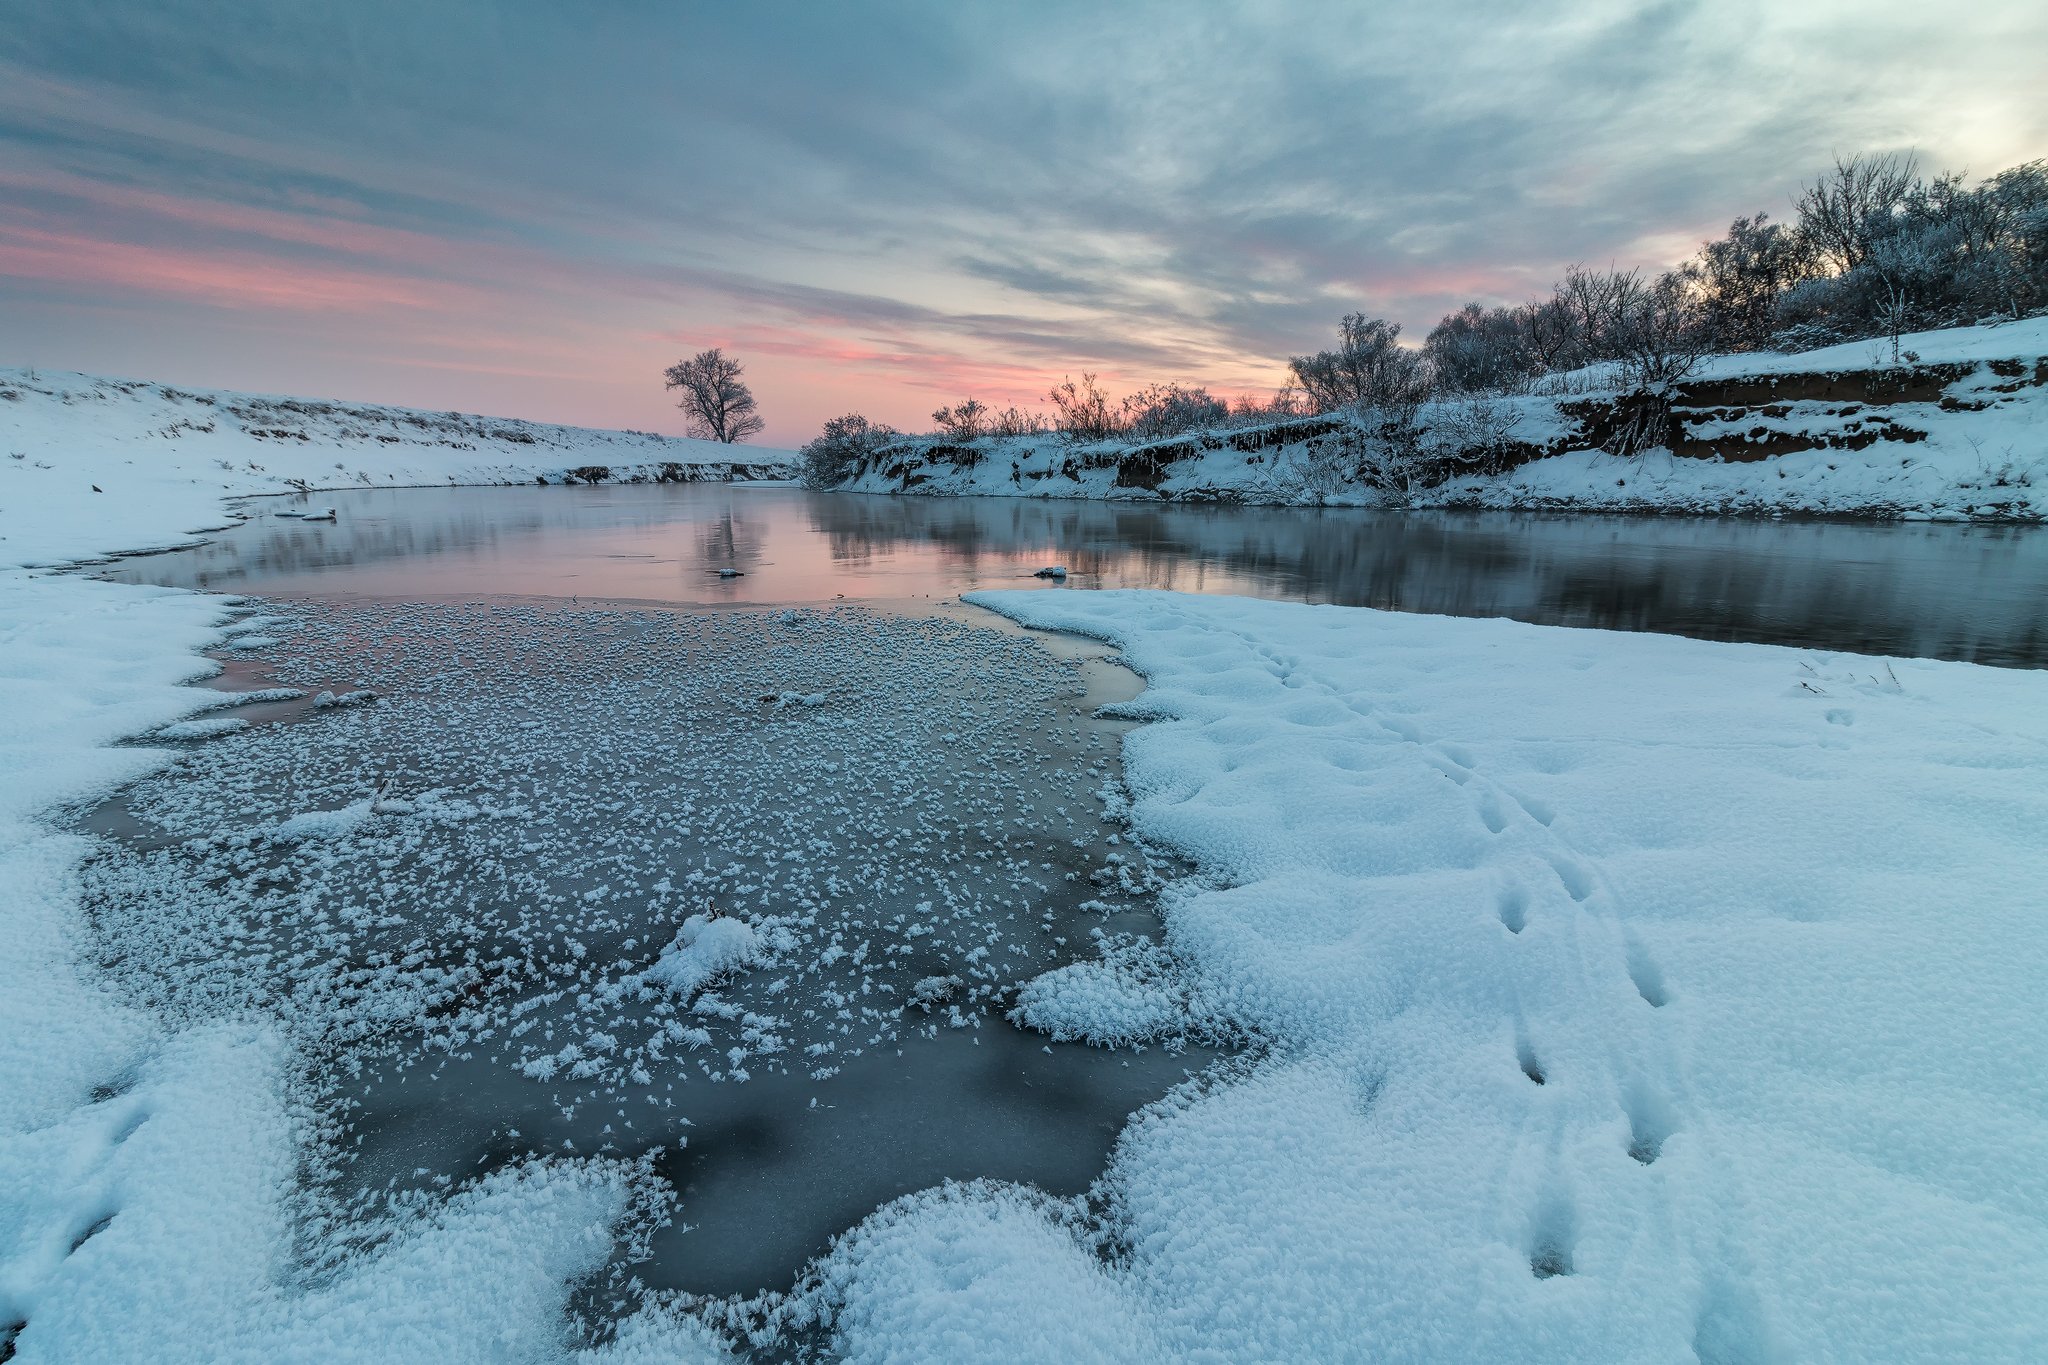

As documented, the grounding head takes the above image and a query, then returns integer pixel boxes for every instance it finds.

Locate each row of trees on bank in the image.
[712,151,2048,482]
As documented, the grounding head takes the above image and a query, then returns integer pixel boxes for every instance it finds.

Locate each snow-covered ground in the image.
[844,316,2048,520]
[0,367,794,566]
[5,359,2046,1359]
[805,587,2044,1363]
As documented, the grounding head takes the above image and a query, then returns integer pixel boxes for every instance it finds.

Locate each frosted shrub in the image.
[1288,314,1433,418]
[799,413,898,488]
[1047,373,1126,442]
[1426,304,1544,393]
[1120,383,1230,440]
[931,397,990,440]
[986,405,1050,438]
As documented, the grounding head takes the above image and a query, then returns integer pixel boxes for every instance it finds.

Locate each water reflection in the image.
[100,484,2048,666]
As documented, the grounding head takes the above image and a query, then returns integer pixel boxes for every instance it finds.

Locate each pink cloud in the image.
[0,223,487,313]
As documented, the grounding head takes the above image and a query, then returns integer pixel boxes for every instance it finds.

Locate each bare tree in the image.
[931,397,990,440]
[664,348,764,443]
[1611,271,1713,389]
[1047,373,1125,442]
[1681,213,1815,351]
[1287,314,1432,417]
[1795,152,1918,274]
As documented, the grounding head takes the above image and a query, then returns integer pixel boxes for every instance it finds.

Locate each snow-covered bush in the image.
[800,413,898,487]
[1425,303,1545,393]
[986,404,1050,437]
[1288,314,1433,417]
[930,397,990,440]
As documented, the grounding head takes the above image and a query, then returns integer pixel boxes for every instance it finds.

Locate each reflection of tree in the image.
[103,483,2048,668]
[801,491,2048,666]
[693,507,765,572]
[98,489,553,592]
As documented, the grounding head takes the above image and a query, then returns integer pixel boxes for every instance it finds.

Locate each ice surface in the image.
[0,575,654,1362]
[64,593,1197,1311]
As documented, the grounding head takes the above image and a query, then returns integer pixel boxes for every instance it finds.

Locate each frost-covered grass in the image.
[770,588,2048,1362]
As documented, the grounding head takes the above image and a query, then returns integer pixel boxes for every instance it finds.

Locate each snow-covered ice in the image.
[648,916,764,999]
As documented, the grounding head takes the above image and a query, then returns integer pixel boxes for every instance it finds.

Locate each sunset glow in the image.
[4,2,2045,443]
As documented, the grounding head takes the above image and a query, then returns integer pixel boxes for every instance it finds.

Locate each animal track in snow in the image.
[1622,1080,1676,1165]
[1475,789,1508,834]
[1624,935,1671,1008]
[1548,855,1595,902]
[1496,887,1529,934]
[1528,1193,1578,1279]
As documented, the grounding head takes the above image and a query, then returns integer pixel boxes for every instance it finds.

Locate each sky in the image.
[3,1,2045,446]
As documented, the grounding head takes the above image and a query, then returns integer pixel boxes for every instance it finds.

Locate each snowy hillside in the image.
[0,368,795,567]
[842,316,2048,520]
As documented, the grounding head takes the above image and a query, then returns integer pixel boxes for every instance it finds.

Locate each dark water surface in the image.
[102,483,2048,666]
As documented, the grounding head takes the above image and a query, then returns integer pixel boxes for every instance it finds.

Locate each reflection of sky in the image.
[5,3,2045,443]
[99,485,2048,666]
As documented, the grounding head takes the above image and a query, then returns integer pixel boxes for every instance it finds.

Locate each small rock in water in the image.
[718,567,745,578]
[312,688,377,709]
[1033,566,1068,579]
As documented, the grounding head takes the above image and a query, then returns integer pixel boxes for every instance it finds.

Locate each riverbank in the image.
[0,367,795,566]
[840,316,2048,521]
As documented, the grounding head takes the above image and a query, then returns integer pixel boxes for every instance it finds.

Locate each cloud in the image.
[2,0,2045,441]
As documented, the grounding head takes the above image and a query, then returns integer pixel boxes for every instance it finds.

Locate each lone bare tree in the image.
[664,348,764,443]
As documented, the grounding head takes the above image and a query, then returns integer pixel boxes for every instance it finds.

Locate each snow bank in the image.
[842,316,2048,520]
[796,587,2048,1361]
[0,366,795,566]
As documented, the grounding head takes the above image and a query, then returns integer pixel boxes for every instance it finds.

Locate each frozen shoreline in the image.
[0,383,766,1360]
[5,373,2045,1358]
